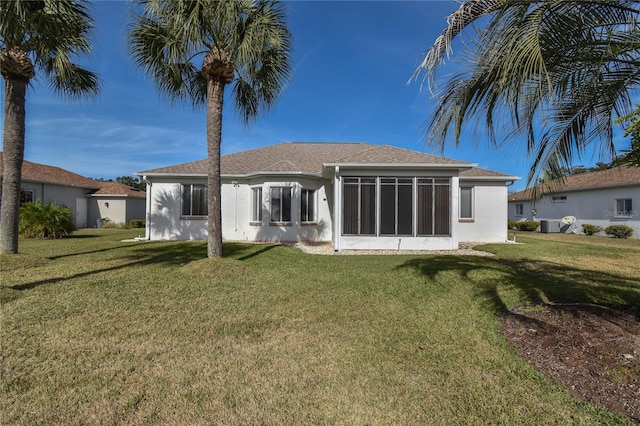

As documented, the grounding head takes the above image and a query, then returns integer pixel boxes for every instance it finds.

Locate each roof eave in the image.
[323,162,477,170]
[138,171,324,179]
[20,177,100,190]
[460,175,520,181]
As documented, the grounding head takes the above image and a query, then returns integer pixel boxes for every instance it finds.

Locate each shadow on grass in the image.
[397,256,640,314]
[8,241,282,292]
[225,243,279,261]
[47,243,141,260]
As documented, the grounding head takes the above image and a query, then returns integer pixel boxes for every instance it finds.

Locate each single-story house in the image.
[137,142,519,251]
[0,153,146,228]
[508,166,640,238]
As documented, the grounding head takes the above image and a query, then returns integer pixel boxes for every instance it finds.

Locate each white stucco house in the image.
[137,142,518,251]
[508,166,640,238]
[0,153,146,228]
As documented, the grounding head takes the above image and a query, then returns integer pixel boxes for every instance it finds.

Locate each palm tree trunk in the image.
[1,78,28,254]
[206,77,225,258]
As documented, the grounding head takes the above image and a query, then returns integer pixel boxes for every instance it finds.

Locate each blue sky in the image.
[4,1,635,192]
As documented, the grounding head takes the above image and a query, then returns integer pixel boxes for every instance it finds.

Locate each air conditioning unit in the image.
[540,220,561,233]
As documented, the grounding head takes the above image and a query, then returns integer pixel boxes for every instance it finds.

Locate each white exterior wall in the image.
[458,182,509,242]
[508,185,640,238]
[221,177,332,243]
[96,198,127,224]
[21,181,92,227]
[144,172,514,249]
[145,176,332,242]
[146,178,207,240]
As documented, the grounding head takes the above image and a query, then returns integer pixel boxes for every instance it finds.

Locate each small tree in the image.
[19,201,75,239]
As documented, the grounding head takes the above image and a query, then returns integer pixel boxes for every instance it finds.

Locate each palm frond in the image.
[421,0,640,185]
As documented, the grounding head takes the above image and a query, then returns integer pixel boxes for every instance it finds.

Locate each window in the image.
[459,186,473,220]
[615,199,632,216]
[343,177,376,235]
[418,178,450,236]
[380,178,413,235]
[20,189,35,203]
[551,195,567,203]
[343,177,450,237]
[515,203,524,216]
[251,187,262,222]
[182,184,207,216]
[301,189,316,223]
[270,187,292,223]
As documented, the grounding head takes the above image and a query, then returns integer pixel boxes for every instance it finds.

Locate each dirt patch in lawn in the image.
[501,303,640,423]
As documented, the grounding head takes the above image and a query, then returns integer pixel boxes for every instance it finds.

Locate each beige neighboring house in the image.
[0,153,146,228]
[137,142,519,251]
[508,166,640,238]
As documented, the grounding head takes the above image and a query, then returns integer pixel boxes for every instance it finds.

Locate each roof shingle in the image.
[138,142,505,177]
[1,152,99,189]
[0,153,145,197]
[508,166,640,201]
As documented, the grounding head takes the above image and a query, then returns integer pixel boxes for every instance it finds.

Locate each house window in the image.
[380,178,413,235]
[343,177,450,237]
[343,177,376,235]
[270,187,292,223]
[20,189,35,203]
[515,203,524,216]
[615,199,632,216]
[251,187,262,222]
[301,189,316,223]
[459,186,473,220]
[417,178,450,236]
[551,195,567,203]
[182,184,207,216]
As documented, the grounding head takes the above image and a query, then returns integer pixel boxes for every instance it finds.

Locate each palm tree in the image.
[412,0,640,185]
[129,0,292,258]
[0,0,100,254]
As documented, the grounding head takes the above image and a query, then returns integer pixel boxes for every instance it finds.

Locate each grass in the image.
[1,229,639,425]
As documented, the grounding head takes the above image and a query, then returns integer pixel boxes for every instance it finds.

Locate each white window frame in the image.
[181,184,207,217]
[270,187,292,224]
[515,203,524,216]
[251,187,262,223]
[300,188,316,223]
[615,198,632,217]
[20,189,36,203]
[459,186,474,221]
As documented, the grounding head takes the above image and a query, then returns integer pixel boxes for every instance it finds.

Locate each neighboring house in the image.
[137,142,519,251]
[508,166,640,238]
[0,153,146,228]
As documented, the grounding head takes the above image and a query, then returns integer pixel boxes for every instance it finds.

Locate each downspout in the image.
[142,176,151,240]
[232,180,239,231]
[333,166,340,253]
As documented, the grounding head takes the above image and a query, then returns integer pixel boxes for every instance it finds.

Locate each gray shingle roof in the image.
[459,167,516,178]
[138,142,507,178]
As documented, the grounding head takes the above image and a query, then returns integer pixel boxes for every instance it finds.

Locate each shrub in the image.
[582,224,603,236]
[604,224,634,239]
[19,201,74,238]
[101,218,119,228]
[514,221,539,232]
[507,220,517,230]
[127,219,146,228]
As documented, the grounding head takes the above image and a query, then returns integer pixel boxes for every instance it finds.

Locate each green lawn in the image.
[2,229,638,425]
